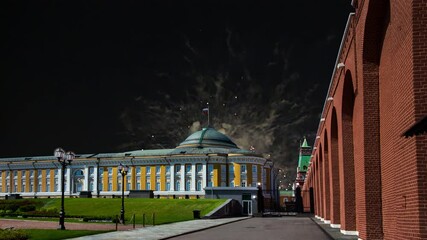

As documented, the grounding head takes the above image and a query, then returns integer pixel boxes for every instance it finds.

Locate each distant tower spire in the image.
[296,136,311,187]
[301,137,309,148]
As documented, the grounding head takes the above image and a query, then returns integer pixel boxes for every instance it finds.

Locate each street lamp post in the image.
[54,148,75,230]
[118,163,128,224]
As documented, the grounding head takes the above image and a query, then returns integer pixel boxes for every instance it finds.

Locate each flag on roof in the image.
[202,107,209,115]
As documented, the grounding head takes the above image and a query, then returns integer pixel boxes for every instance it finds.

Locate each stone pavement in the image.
[1,215,360,240]
[69,217,249,240]
[0,219,133,231]
[71,215,359,240]
[168,216,331,240]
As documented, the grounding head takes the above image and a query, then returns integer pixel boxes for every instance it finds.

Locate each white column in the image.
[93,166,98,193]
[58,169,63,192]
[170,164,175,191]
[191,163,196,191]
[83,166,89,191]
[66,168,72,194]
[180,164,185,191]
[202,163,207,190]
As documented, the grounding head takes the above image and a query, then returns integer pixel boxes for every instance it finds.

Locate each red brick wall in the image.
[329,108,341,225]
[319,153,324,218]
[355,0,387,238]
[338,72,357,232]
[301,0,427,239]
[321,140,331,221]
[413,1,427,238]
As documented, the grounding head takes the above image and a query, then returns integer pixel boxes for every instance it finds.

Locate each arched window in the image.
[73,169,84,193]
[185,179,191,191]
[196,180,202,191]
[176,180,181,191]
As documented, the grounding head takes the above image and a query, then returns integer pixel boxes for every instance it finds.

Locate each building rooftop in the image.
[177,127,239,149]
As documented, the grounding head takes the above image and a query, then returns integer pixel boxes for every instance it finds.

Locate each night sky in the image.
[1,1,352,182]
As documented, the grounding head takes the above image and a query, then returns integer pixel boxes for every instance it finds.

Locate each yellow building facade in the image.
[0,128,272,198]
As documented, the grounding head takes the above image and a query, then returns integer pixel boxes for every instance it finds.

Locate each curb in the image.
[310,217,358,240]
[310,217,334,240]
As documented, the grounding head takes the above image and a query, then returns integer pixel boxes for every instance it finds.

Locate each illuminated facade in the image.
[0,127,272,199]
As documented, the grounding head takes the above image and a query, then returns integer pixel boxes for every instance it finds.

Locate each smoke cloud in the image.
[118,26,326,186]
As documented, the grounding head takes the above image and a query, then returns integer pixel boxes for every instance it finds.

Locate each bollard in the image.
[115,215,118,231]
[152,213,155,226]
[133,214,135,229]
[143,213,145,227]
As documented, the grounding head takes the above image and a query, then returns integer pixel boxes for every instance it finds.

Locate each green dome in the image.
[178,127,239,149]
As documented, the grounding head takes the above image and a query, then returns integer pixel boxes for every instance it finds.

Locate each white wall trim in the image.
[340,230,359,236]
[330,224,341,228]
[323,220,331,224]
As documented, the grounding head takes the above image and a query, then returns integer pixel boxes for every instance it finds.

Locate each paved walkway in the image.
[70,217,249,240]
[0,219,137,231]
[1,215,359,240]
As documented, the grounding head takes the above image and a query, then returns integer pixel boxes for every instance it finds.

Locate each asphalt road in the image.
[168,217,331,240]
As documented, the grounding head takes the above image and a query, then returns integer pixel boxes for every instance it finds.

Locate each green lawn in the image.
[35,198,225,225]
[25,229,112,240]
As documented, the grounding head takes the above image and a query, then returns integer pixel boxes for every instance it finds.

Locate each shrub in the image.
[18,205,36,212]
[4,204,20,212]
[0,229,29,240]
[82,216,113,222]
